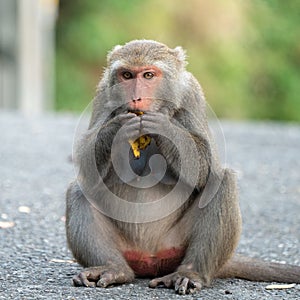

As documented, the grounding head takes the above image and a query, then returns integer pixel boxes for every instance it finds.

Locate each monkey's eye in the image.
[143,72,154,80]
[122,71,133,80]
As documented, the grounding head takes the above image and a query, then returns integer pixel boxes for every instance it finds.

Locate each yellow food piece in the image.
[134,111,144,116]
[129,135,151,158]
[128,111,151,158]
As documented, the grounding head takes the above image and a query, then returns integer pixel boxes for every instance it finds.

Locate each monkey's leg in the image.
[66,182,135,288]
[149,169,241,294]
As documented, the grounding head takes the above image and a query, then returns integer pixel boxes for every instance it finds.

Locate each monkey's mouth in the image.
[128,110,144,115]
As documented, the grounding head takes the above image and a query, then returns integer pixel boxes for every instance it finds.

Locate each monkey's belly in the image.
[123,248,185,277]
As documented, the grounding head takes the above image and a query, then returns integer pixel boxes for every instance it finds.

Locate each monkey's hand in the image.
[149,270,202,295]
[72,264,134,288]
[113,112,142,142]
[140,111,176,137]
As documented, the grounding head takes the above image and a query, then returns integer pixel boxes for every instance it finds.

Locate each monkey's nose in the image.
[132,98,142,103]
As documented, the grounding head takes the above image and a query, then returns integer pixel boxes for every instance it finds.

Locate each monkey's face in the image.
[103,40,186,115]
[115,66,163,112]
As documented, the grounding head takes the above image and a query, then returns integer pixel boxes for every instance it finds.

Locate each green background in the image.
[56,0,300,121]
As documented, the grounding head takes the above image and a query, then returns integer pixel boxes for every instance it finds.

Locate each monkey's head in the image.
[102,40,188,114]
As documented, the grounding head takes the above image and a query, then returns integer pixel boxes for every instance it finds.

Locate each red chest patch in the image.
[123,248,185,277]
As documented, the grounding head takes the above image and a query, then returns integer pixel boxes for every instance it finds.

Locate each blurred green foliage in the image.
[56,0,300,121]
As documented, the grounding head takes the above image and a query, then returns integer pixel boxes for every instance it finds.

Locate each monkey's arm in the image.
[66,182,135,287]
[77,112,141,181]
[75,124,114,183]
[141,112,211,189]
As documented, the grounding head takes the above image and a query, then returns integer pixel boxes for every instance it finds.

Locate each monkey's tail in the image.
[216,254,300,283]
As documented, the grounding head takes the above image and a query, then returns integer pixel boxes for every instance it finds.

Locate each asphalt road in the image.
[0,111,299,299]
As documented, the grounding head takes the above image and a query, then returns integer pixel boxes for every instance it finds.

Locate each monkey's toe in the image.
[175,277,201,295]
[73,271,97,287]
[149,271,202,294]
[96,271,117,288]
[72,266,134,288]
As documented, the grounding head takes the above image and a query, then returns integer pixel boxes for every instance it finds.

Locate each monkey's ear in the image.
[107,45,123,64]
[172,46,187,66]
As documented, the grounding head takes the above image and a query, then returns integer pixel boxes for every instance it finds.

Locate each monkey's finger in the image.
[121,122,140,133]
[119,116,140,131]
[116,121,141,141]
[141,112,172,130]
[117,112,138,125]
[140,118,164,134]
[141,112,164,122]
[121,112,140,118]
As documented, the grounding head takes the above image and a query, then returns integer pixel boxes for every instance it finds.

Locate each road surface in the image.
[0,112,299,299]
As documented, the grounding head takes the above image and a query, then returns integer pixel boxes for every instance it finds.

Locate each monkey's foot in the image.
[72,265,134,288]
[149,271,202,295]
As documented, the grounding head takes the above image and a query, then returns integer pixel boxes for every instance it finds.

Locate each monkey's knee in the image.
[216,169,240,211]
[218,169,242,251]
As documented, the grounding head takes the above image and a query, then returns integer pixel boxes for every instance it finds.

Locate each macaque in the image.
[66,40,300,295]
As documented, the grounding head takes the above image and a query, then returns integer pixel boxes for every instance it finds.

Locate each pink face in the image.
[117,66,163,111]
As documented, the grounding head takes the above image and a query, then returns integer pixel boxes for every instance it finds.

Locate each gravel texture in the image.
[0,111,299,299]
